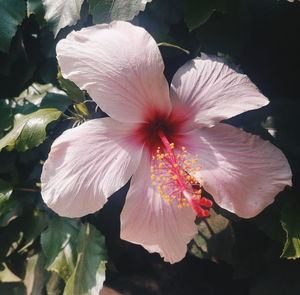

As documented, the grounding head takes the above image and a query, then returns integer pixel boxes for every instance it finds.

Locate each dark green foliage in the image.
[89,0,152,23]
[0,108,62,152]
[0,0,26,53]
[281,201,300,259]
[0,0,299,294]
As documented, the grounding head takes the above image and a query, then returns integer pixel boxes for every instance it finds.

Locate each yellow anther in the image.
[150,141,204,208]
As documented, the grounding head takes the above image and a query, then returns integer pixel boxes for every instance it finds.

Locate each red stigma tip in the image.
[198,197,212,207]
[191,199,212,217]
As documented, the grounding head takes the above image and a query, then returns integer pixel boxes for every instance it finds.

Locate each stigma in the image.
[150,131,213,217]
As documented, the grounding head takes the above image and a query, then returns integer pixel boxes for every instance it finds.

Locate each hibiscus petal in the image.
[120,153,197,263]
[170,54,269,128]
[184,123,292,218]
[41,118,143,217]
[56,21,171,123]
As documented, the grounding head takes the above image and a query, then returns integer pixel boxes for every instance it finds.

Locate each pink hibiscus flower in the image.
[41,21,292,263]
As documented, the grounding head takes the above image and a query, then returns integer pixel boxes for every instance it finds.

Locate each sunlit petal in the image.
[41,118,143,217]
[184,123,292,218]
[121,153,198,263]
[171,54,269,128]
[57,21,171,123]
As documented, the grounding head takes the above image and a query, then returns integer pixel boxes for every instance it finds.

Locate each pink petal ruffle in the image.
[56,21,171,123]
[41,118,143,217]
[171,55,269,128]
[120,153,198,263]
[184,123,292,218]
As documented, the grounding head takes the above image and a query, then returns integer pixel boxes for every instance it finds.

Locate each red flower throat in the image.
[137,112,213,217]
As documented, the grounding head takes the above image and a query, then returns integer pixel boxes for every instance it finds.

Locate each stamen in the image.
[150,131,213,217]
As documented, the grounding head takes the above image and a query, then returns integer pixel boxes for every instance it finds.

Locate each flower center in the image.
[151,131,213,217]
[136,111,185,152]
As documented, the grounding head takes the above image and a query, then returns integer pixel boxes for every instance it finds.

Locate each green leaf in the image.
[0,283,25,294]
[15,83,55,106]
[23,252,49,295]
[46,272,65,295]
[0,100,14,134]
[281,201,300,259]
[0,227,23,258]
[41,93,72,112]
[0,198,20,227]
[0,0,26,53]
[4,232,23,257]
[18,212,49,253]
[0,179,13,203]
[88,0,152,24]
[0,263,21,282]
[57,72,85,103]
[42,0,85,37]
[148,0,183,26]
[183,0,233,31]
[0,108,61,152]
[27,0,46,27]
[0,179,19,227]
[41,217,80,282]
[64,223,107,295]
[13,82,71,114]
[190,209,234,263]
